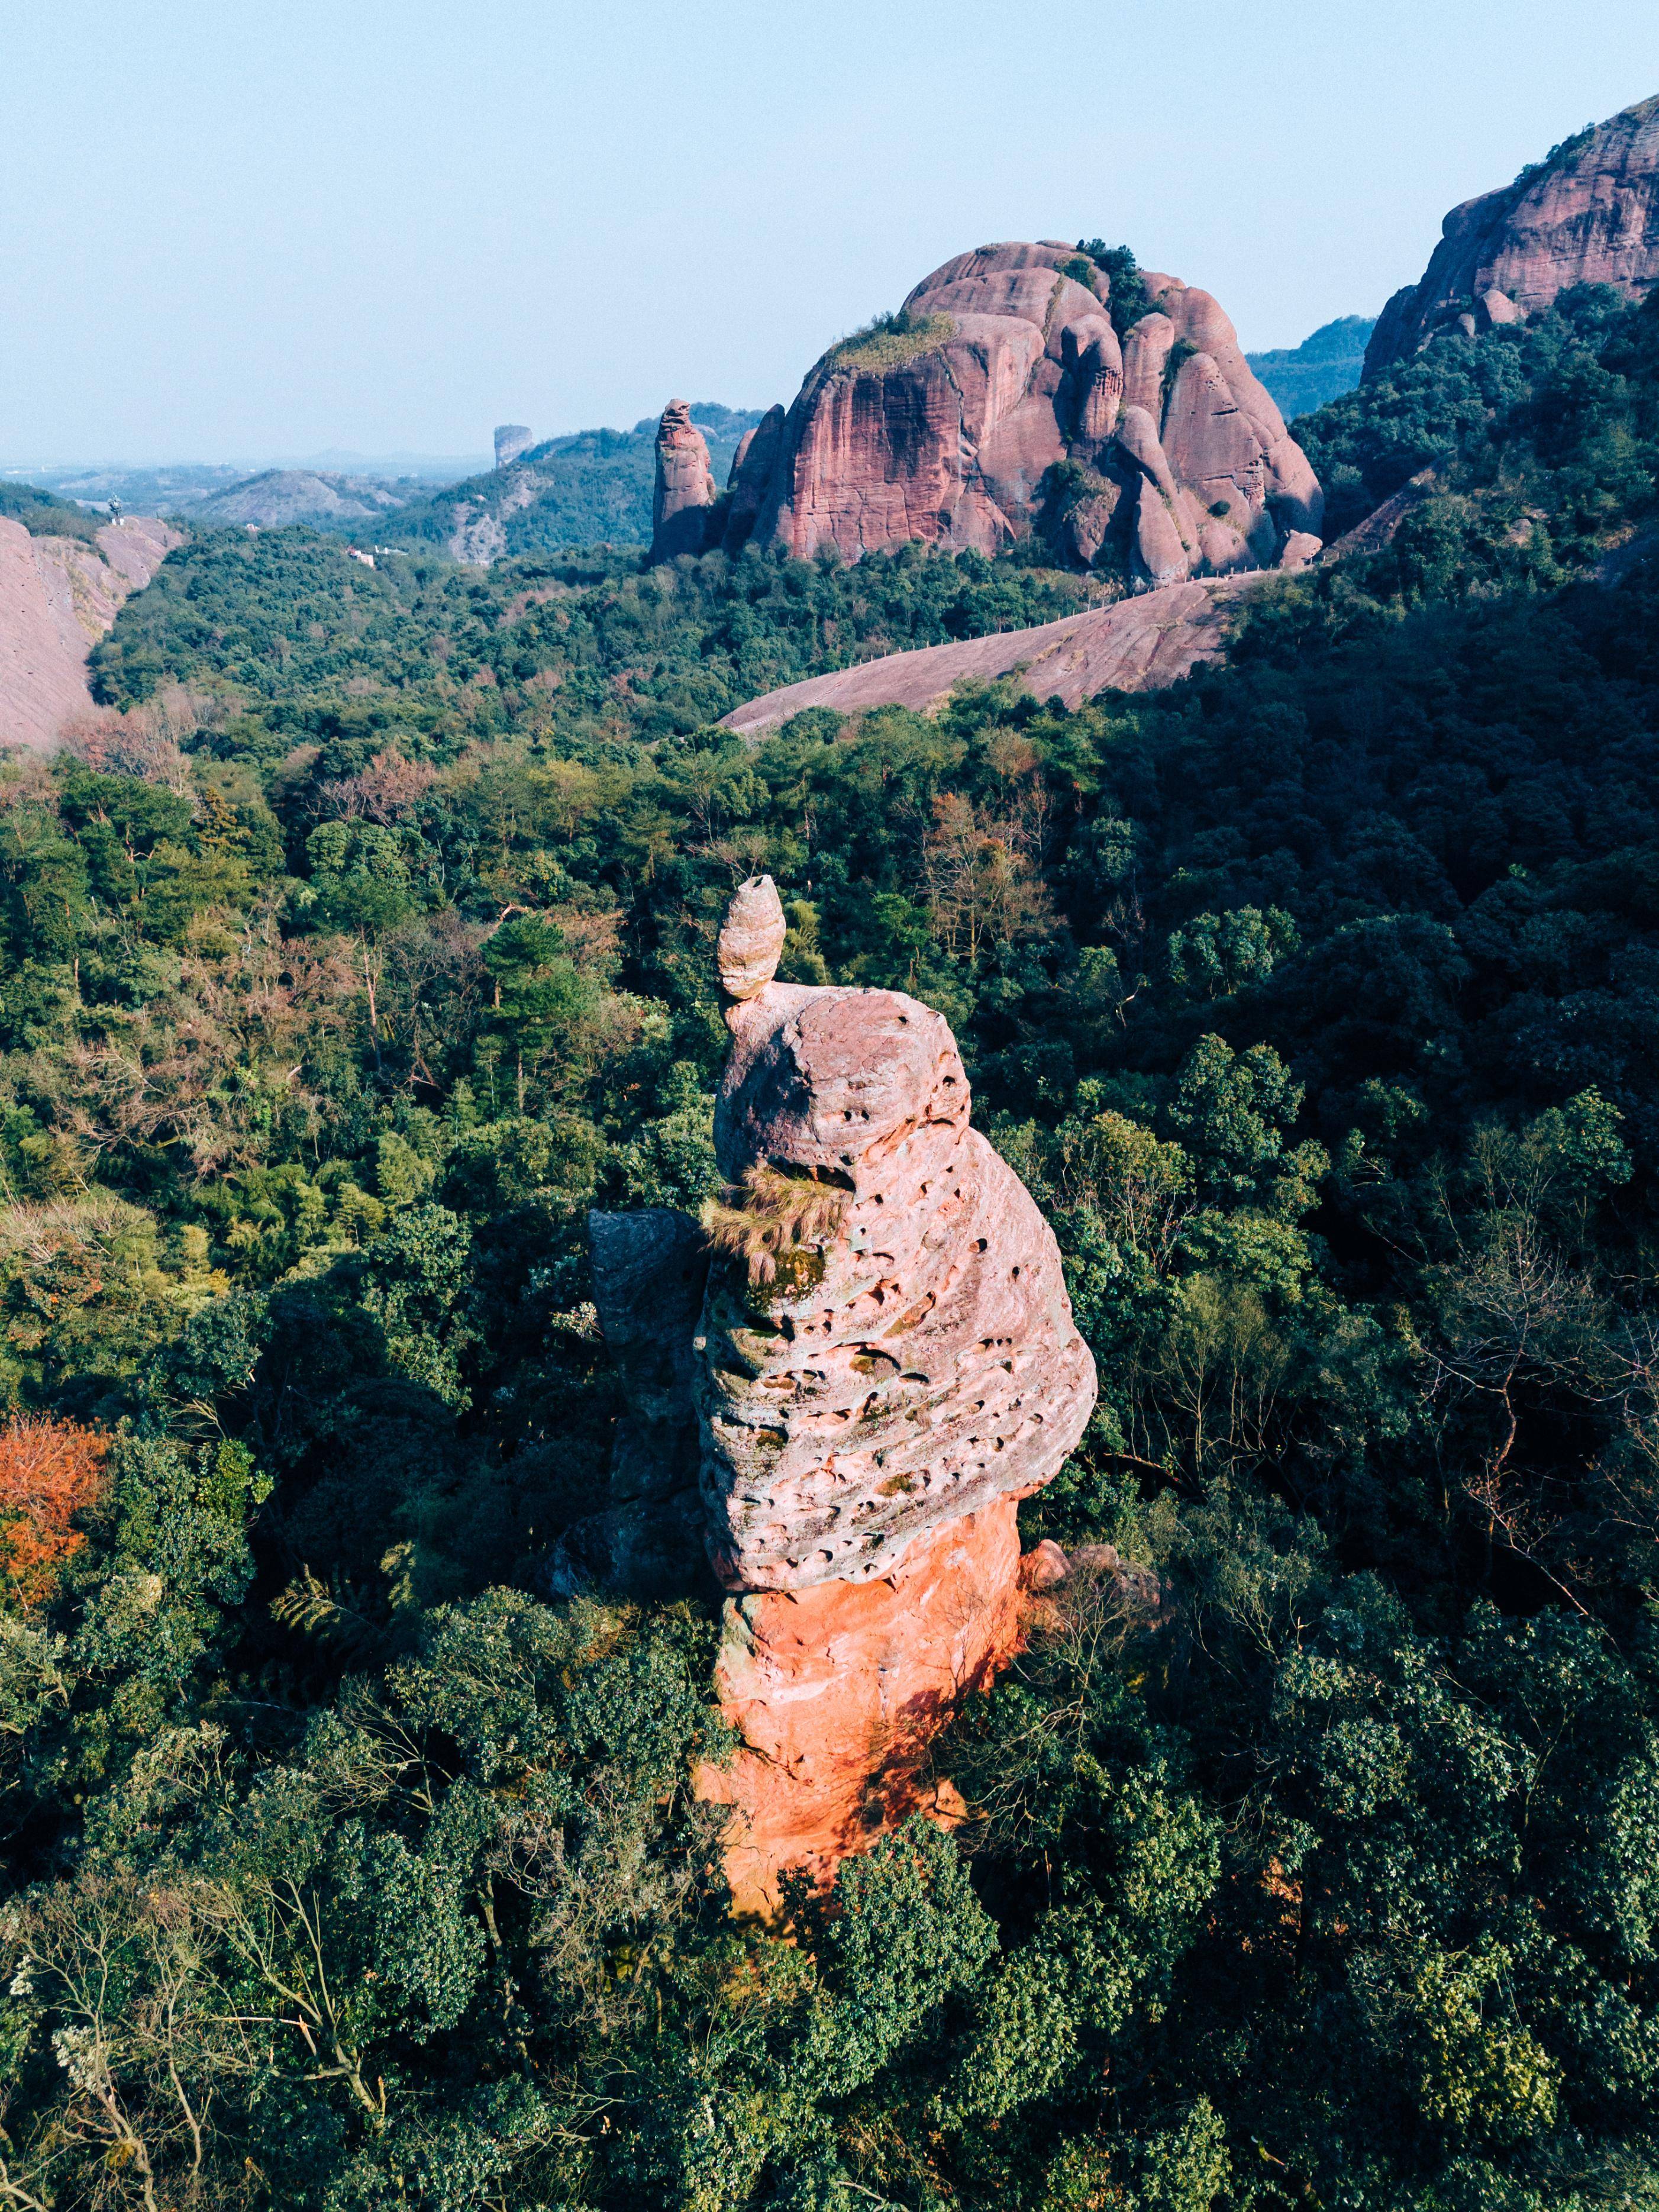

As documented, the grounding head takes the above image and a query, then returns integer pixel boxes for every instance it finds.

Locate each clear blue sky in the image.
[6,0,1659,465]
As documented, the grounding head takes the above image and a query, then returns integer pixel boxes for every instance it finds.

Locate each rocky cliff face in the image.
[650,399,719,561]
[698,1498,1027,1911]
[578,878,1095,1913]
[1365,96,1659,379]
[654,242,1322,582]
[0,515,179,752]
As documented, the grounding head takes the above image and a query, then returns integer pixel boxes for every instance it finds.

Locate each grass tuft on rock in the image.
[702,1161,850,1284]
[825,309,956,377]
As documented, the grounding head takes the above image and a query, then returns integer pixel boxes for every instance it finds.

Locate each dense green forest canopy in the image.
[89,528,1089,744]
[1297,282,1659,553]
[2,286,1659,2210]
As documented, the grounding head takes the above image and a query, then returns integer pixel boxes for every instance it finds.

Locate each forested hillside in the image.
[0,476,103,544]
[88,530,1089,739]
[2,286,1659,2210]
[383,405,769,562]
[1244,313,1375,415]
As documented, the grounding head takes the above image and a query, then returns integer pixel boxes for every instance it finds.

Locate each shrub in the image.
[1079,240,1152,338]
[0,1416,111,1608]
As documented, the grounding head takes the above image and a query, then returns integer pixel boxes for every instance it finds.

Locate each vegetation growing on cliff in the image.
[824,308,957,376]
[1293,280,1659,550]
[1077,239,1151,338]
[1,286,1659,2210]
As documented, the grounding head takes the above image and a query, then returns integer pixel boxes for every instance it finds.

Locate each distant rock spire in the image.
[493,424,534,470]
[650,399,716,562]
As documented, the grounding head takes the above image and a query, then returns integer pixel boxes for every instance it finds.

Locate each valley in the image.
[2,79,1659,2212]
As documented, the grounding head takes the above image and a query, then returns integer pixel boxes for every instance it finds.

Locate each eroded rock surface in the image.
[1366,95,1659,377]
[0,515,180,752]
[695,879,1095,1591]
[715,875,788,999]
[698,1497,1024,1917]
[718,241,1321,577]
[650,399,718,562]
[577,881,1097,1909]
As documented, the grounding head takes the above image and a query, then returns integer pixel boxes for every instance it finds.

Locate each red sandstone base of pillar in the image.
[696,1498,1025,1919]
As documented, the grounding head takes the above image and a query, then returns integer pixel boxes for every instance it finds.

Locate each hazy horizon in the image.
[8,0,1659,463]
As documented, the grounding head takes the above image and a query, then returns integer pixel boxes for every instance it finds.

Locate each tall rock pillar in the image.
[690,878,1097,1914]
[650,399,717,562]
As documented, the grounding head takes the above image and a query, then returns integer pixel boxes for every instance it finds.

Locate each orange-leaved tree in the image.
[0,1417,112,1609]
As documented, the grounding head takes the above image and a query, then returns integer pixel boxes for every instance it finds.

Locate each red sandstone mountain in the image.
[653,241,1323,582]
[1364,95,1659,379]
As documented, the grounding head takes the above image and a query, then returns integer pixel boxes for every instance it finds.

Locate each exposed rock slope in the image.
[659,242,1322,582]
[0,515,179,751]
[721,576,1248,736]
[1366,96,1659,378]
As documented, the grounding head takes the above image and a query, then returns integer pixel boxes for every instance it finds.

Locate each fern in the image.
[271,1565,389,1664]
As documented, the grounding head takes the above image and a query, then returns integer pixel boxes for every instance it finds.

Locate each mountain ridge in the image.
[382,405,769,564]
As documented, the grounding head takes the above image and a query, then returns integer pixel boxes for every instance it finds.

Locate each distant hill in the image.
[383,404,768,564]
[191,469,419,531]
[11,453,489,519]
[1245,316,1376,417]
[6,461,253,515]
[0,476,103,544]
